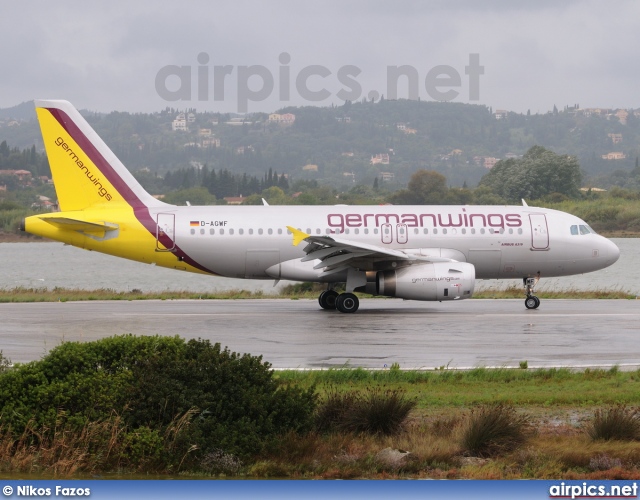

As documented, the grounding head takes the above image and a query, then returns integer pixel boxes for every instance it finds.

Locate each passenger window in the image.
[471,228,476,234]
[364,228,369,234]
[239,229,244,235]
[354,228,359,235]
[442,228,447,235]
[570,225,579,235]
[278,229,283,235]
[229,229,234,235]
[326,228,331,234]
[316,228,321,234]
[508,228,513,234]
[433,228,438,234]
[258,228,263,235]
[374,228,379,234]
[517,228,523,235]
[268,228,273,235]
[220,229,225,235]
[579,225,590,235]
[414,228,419,235]
[249,228,254,235]
[480,228,485,234]
[424,228,428,234]
[210,228,214,235]
[462,228,466,234]
[190,228,195,235]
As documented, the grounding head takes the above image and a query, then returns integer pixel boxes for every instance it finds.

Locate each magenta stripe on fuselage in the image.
[47,108,146,210]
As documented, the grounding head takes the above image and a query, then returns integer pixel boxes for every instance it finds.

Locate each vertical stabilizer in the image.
[34,99,165,212]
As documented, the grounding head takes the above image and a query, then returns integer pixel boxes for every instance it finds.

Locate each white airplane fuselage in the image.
[23,99,621,313]
[148,204,619,281]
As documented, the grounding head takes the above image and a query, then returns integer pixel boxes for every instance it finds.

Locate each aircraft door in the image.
[529,214,549,250]
[381,223,393,244]
[156,213,176,251]
[396,223,408,244]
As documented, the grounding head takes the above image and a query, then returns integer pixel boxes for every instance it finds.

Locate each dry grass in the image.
[2,406,640,478]
[0,416,126,476]
[0,409,198,477]
[251,406,640,479]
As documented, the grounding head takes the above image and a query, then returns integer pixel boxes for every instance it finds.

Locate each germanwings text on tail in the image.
[22,100,620,313]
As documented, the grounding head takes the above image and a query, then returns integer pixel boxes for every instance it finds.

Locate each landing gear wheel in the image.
[523,275,541,310]
[318,290,339,310]
[336,293,359,313]
[525,296,540,309]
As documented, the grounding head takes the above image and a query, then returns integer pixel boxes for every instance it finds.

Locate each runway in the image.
[1,299,639,369]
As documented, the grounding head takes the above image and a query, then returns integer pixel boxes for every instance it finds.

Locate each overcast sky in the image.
[3,1,639,114]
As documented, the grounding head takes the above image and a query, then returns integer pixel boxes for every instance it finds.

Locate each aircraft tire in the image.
[336,293,359,313]
[319,290,339,310]
[525,296,539,309]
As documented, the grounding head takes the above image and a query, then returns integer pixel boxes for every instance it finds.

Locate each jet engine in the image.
[356,262,476,301]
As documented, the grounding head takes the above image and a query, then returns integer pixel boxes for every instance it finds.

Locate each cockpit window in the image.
[586,224,597,235]
[570,225,579,235]
[579,225,590,235]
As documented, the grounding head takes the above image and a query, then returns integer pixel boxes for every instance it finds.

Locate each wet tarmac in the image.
[1,298,639,369]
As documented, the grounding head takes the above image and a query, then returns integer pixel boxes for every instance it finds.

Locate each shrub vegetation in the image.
[586,405,640,442]
[459,404,531,457]
[314,386,416,435]
[0,335,316,470]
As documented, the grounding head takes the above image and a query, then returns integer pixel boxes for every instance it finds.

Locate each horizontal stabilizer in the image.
[41,216,119,233]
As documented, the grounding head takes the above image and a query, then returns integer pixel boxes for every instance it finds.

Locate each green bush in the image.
[120,426,164,466]
[586,405,640,441]
[0,335,316,466]
[460,404,531,457]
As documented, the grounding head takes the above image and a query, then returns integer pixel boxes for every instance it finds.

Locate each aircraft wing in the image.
[286,226,456,277]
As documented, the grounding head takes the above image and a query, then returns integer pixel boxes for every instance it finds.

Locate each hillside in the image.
[0,100,639,190]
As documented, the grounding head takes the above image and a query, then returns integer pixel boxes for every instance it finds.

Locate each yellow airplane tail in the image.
[34,99,165,211]
[23,100,214,275]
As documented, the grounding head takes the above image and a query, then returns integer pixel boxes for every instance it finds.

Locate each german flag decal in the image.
[190,221,200,227]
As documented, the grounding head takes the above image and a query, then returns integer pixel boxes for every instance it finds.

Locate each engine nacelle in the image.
[357,262,476,301]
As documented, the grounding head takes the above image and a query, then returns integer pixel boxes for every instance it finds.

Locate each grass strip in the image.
[0,285,634,303]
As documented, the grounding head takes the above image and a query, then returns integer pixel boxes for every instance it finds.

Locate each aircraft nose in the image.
[605,238,620,266]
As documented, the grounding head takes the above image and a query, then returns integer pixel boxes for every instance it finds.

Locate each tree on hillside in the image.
[388,170,448,204]
[478,145,582,202]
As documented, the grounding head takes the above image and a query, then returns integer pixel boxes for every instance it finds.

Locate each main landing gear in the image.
[523,276,540,310]
[318,289,359,313]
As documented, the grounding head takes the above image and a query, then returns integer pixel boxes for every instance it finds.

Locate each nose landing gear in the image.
[523,276,540,309]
